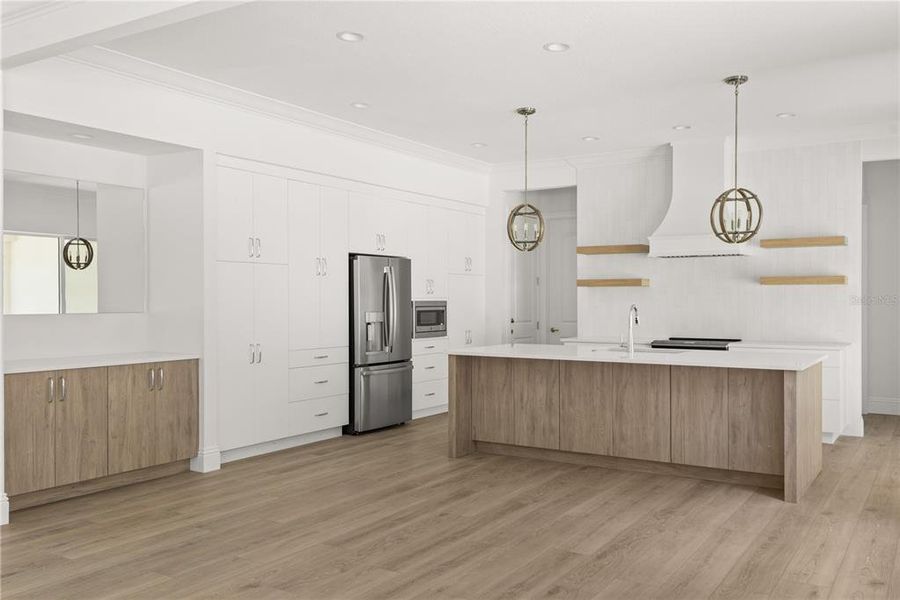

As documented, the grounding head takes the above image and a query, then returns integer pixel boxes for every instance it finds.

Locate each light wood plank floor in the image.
[2,414,898,599]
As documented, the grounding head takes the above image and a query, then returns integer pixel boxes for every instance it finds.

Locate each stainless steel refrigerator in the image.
[348,254,413,433]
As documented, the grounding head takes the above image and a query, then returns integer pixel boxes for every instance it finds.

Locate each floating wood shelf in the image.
[577,278,650,288]
[577,244,650,255]
[760,236,847,249]
[759,276,847,286]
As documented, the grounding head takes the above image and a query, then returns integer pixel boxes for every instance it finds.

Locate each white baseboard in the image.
[867,396,900,416]
[221,427,343,464]
[843,416,865,438]
[190,446,222,473]
[822,431,840,445]
[413,404,448,420]
[0,493,9,526]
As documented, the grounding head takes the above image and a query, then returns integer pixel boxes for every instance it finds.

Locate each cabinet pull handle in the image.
[323,257,327,276]
[425,392,436,397]
[149,368,156,390]
[314,379,329,384]
[48,377,54,403]
[316,257,321,276]
[257,344,262,363]
[248,237,254,258]
[157,368,164,391]
[424,366,435,370]
[314,411,329,417]
[313,355,329,359]
[249,344,256,364]
[60,376,66,402]
[255,237,261,258]
[425,345,435,349]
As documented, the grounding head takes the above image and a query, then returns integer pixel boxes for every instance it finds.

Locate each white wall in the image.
[862,160,900,415]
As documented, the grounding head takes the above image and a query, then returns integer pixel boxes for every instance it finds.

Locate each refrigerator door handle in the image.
[382,268,391,353]
[360,363,414,377]
[387,264,397,353]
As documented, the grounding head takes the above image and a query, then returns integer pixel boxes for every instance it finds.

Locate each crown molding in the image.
[61,46,491,174]
[1,1,69,28]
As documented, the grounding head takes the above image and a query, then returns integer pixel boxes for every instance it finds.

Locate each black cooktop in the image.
[649,337,741,351]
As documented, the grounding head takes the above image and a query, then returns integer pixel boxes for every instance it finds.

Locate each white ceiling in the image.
[99,1,899,164]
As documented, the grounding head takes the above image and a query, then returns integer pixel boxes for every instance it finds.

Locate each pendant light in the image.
[710,75,762,244]
[507,107,545,252]
[63,180,94,270]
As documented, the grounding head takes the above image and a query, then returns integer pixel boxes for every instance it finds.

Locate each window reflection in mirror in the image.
[3,171,144,315]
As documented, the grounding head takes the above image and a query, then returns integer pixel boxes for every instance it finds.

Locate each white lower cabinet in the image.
[412,337,449,416]
[448,274,485,349]
[217,261,289,451]
[285,395,349,435]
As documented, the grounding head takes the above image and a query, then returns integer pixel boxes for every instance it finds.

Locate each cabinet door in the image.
[216,167,254,263]
[612,364,671,462]
[252,173,288,264]
[319,187,349,348]
[407,204,431,298]
[560,361,614,455]
[427,206,449,298]
[108,363,157,474]
[446,210,469,274]
[728,369,784,475]
[216,261,256,451]
[380,197,410,257]
[348,192,382,254]
[155,360,199,464]
[465,212,485,275]
[514,359,559,449]
[447,274,469,348]
[4,371,56,495]
[55,367,108,485]
[471,358,515,444]
[254,263,290,442]
[671,366,728,469]
[467,275,485,346]
[288,181,321,350]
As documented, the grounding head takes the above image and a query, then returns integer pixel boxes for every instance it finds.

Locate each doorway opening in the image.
[509,186,577,345]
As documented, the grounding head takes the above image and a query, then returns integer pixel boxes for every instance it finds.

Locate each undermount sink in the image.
[596,346,685,355]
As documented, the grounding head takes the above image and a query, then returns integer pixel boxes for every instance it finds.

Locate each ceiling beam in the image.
[1,0,248,69]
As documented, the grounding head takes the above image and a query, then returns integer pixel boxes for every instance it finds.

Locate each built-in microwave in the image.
[412,300,447,338]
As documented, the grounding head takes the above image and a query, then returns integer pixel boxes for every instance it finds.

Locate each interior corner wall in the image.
[862,160,900,415]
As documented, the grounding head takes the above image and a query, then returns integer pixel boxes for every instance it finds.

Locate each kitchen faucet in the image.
[627,304,640,358]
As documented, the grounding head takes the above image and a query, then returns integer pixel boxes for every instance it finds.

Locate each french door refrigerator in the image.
[348,254,413,433]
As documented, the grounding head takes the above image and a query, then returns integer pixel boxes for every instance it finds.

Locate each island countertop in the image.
[449,343,826,372]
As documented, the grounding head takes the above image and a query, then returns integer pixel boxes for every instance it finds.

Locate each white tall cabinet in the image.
[408,205,450,298]
[448,273,485,348]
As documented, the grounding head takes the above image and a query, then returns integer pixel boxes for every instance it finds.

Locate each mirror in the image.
[3,171,146,315]
[507,202,545,252]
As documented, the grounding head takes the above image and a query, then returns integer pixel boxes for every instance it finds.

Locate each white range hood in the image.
[649,140,757,258]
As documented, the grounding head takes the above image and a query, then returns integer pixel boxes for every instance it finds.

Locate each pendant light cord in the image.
[733,82,739,191]
[75,180,81,240]
[523,112,529,201]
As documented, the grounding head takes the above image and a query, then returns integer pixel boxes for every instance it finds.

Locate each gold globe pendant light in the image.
[507,107,545,252]
[710,75,762,244]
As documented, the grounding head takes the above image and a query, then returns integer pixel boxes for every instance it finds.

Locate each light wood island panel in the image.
[559,361,614,455]
[671,366,729,469]
[513,359,559,450]
[612,363,670,462]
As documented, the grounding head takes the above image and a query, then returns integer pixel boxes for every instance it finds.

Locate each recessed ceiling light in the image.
[350,102,370,109]
[543,42,570,53]
[70,133,93,140]
[672,124,692,131]
[471,142,487,148]
[581,136,599,142]
[337,31,364,42]
[776,112,797,119]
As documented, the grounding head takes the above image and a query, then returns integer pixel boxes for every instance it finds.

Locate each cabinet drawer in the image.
[413,353,448,383]
[412,338,448,356]
[822,367,841,400]
[286,395,349,435]
[413,379,448,411]
[289,364,348,402]
[289,347,349,368]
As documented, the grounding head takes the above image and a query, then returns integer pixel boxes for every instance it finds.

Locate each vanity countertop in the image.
[4,352,200,375]
[450,343,826,372]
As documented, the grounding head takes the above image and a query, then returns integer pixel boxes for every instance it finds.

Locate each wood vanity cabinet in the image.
[108,360,199,475]
[4,367,108,496]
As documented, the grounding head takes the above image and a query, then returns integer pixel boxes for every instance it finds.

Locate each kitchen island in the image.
[448,344,825,502]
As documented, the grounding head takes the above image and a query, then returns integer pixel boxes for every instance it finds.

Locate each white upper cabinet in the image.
[448,273,485,349]
[289,181,349,350]
[348,192,409,256]
[447,210,484,275]
[216,166,287,264]
[409,204,450,298]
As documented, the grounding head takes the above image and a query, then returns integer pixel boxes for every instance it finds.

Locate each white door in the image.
[288,181,321,350]
[216,261,255,450]
[319,187,349,347]
[253,263,290,442]
[216,167,254,263]
[427,206,449,298]
[511,250,539,344]
[542,215,578,344]
[252,173,288,265]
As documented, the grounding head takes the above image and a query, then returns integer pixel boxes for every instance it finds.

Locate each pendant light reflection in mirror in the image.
[63,180,95,270]
[507,107,545,252]
[710,75,762,244]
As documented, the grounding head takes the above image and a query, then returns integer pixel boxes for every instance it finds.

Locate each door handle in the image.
[157,368,164,391]
[550,327,560,333]
[256,344,262,364]
[316,257,321,276]
[48,377,55,403]
[323,257,327,276]
[59,376,66,402]
[255,237,261,258]
[249,344,256,364]
[149,368,156,390]
[248,237,254,258]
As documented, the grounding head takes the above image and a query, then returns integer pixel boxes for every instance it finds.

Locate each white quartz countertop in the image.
[450,344,826,371]
[560,337,851,350]
[5,352,200,375]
